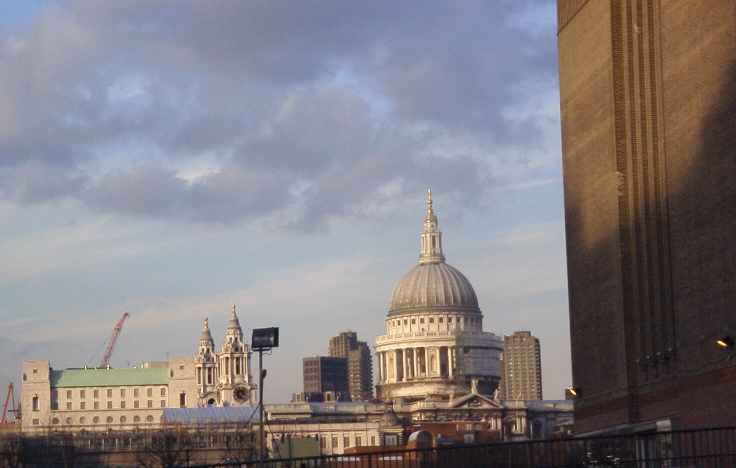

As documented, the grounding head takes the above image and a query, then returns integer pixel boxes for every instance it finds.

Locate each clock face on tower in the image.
[234,386,249,402]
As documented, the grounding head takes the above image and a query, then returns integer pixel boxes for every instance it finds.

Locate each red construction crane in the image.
[100,313,130,368]
[1,383,16,424]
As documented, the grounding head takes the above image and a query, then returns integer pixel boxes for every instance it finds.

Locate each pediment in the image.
[450,393,502,409]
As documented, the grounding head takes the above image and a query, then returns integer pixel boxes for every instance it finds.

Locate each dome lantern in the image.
[419,188,445,264]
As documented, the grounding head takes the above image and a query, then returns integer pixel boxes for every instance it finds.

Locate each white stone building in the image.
[20,306,255,433]
[375,190,503,401]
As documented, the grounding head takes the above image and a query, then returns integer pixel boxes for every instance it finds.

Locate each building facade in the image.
[302,357,349,400]
[21,307,255,432]
[328,331,373,401]
[500,331,543,401]
[375,190,503,401]
[558,0,736,432]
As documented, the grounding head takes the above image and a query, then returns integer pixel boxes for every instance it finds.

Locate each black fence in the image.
[2,426,735,467]
[198,426,736,468]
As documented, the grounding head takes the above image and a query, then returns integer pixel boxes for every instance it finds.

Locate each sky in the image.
[0,0,570,403]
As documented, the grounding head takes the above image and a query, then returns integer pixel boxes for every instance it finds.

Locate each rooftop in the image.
[50,367,169,388]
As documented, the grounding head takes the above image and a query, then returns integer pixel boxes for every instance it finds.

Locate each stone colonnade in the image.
[376,346,459,383]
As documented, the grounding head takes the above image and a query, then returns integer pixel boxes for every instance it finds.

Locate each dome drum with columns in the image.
[375,190,503,403]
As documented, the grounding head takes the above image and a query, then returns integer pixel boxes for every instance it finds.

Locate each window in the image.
[133,388,139,398]
[107,401,112,409]
[79,390,85,399]
[107,389,112,398]
[146,415,154,422]
[32,419,39,426]
[106,416,113,424]
[80,402,85,410]
[331,437,338,449]
[343,436,349,448]
[134,401,139,409]
[66,402,72,410]
[121,388,126,398]
[448,317,452,323]
[411,319,416,324]
[79,416,86,425]
[93,389,99,398]
[179,364,184,370]
[120,416,127,424]
[94,401,99,409]
[32,396,39,411]
[429,318,434,323]
[179,392,186,408]
[356,436,362,447]
[52,417,60,425]
[147,400,153,408]
[371,436,376,446]
[160,400,166,408]
[121,401,126,409]
[133,415,140,423]
[147,388,152,398]
[320,437,326,449]
[420,318,425,324]
[33,368,38,374]
[439,317,443,323]
[66,390,72,399]
[65,417,72,425]
[160,387,166,397]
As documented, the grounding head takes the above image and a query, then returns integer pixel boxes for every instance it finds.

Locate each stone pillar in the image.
[394,349,400,382]
[448,348,454,379]
[401,348,408,382]
[414,348,420,378]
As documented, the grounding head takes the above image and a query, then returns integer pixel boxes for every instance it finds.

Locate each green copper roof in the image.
[50,367,169,388]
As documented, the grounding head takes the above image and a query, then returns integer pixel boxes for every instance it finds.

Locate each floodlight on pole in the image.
[252,327,279,463]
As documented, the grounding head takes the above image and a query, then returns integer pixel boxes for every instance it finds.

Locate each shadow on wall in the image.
[564,50,736,428]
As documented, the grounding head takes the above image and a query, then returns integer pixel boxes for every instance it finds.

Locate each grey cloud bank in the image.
[0,0,558,230]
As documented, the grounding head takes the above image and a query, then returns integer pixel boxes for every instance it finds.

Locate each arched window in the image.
[52,417,60,425]
[146,415,154,423]
[133,415,141,423]
[65,417,73,425]
[32,396,39,411]
[120,416,127,424]
[106,416,113,424]
[93,416,99,424]
[79,416,86,425]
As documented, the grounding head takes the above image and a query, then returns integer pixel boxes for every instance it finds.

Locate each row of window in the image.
[39,414,159,426]
[390,316,481,327]
[53,387,167,400]
[48,399,167,411]
[316,434,376,450]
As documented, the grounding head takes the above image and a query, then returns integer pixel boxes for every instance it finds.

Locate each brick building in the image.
[500,332,543,401]
[558,0,736,432]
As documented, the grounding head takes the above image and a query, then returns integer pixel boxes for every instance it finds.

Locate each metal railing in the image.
[197,426,736,468]
[1,426,735,467]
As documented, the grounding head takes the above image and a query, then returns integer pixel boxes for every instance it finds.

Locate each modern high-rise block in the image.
[500,331,542,401]
[329,332,373,401]
[558,0,736,433]
[302,356,349,399]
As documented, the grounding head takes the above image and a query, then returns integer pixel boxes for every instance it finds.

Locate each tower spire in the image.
[419,188,445,264]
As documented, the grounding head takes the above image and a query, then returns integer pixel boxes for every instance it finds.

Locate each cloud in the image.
[0,0,558,230]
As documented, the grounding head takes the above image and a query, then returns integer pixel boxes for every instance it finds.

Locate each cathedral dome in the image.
[389,262,479,315]
[387,189,480,316]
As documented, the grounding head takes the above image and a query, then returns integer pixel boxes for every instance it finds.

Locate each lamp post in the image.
[252,327,279,463]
